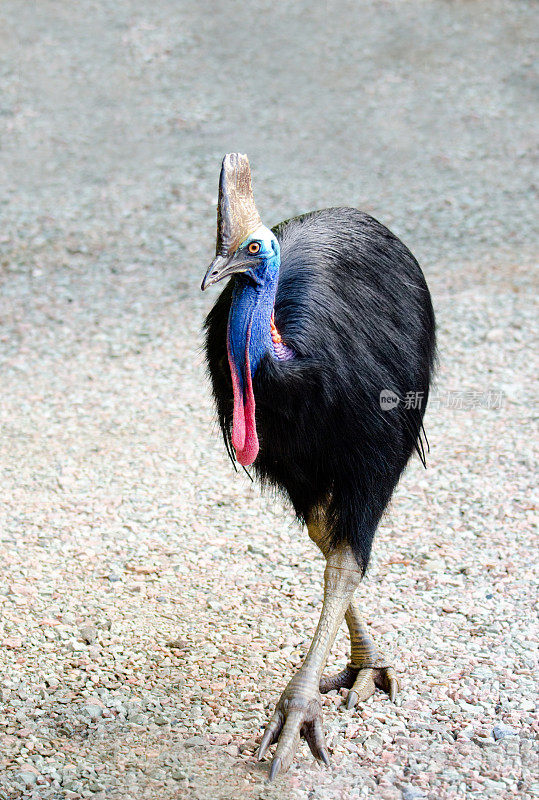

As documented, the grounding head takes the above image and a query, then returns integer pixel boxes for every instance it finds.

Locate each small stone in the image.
[247,544,266,555]
[184,735,207,748]
[166,638,188,650]
[239,738,258,753]
[171,766,188,781]
[68,638,85,652]
[483,778,507,791]
[363,733,383,751]
[471,665,494,679]
[17,767,39,787]
[502,739,520,755]
[81,703,104,720]
[440,768,461,782]
[80,625,98,644]
[401,786,424,800]
[2,637,23,650]
[485,327,504,342]
[213,734,233,745]
[492,723,518,740]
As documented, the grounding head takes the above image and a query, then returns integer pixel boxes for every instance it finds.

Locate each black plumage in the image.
[205,207,435,573]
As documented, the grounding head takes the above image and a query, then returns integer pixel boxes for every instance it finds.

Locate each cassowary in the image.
[201,154,435,779]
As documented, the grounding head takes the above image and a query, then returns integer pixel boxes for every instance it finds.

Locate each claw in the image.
[322,663,398,708]
[319,664,357,694]
[346,689,358,710]
[385,667,399,702]
[304,715,330,765]
[271,709,303,774]
[354,667,376,703]
[319,747,330,766]
[258,711,282,761]
[268,757,281,782]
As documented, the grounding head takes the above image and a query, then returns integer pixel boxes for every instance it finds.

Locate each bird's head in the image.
[201,154,279,291]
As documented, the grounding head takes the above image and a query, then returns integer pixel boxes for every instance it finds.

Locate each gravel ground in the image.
[0,2,537,799]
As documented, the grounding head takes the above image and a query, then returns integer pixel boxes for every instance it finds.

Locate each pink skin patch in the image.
[227,323,259,466]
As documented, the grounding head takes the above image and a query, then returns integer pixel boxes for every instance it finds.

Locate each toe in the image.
[347,667,376,707]
[268,710,303,779]
[373,666,399,701]
[319,664,358,694]
[304,716,330,766]
[258,710,283,761]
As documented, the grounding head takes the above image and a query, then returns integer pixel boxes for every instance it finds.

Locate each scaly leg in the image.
[307,513,399,709]
[319,598,399,708]
[257,525,361,779]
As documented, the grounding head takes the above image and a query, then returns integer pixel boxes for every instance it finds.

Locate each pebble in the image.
[17,768,39,787]
[401,786,424,800]
[87,779,105,792]
[363,733,383,751]
[82,703,104,720]
[80,625,98,644]
[165,638,188,650]
[184,736,207,748]
[171,767,188,781]
[492,723,519,740]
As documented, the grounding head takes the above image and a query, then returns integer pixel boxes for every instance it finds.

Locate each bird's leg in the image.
[319,597,399,708]
[306,517,399,709]
[258,514,361,779]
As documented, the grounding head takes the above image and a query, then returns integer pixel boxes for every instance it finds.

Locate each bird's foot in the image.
[319,663,398,708]
[258,671,329,780]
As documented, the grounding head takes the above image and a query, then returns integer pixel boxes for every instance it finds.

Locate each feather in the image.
[204,207,436,572]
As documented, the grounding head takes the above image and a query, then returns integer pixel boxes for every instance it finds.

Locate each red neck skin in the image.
[227,321,259,466]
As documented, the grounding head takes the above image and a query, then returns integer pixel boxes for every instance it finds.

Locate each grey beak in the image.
[200,253,252,290]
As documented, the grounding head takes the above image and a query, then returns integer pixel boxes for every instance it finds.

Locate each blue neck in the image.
[227,255,280,393]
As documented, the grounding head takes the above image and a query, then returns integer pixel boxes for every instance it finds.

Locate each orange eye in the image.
[248,242,260,255]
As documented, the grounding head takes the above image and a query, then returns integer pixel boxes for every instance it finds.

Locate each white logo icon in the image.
[380,389,400,411]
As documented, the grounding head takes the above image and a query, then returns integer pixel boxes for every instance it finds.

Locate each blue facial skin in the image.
[227,227,281,396]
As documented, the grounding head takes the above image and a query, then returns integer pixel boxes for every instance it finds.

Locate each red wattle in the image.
[237,344,259,466]
[227,324,259,466]
[227,336,246,452]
